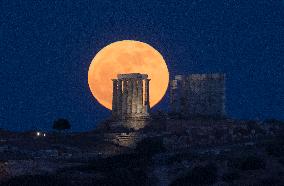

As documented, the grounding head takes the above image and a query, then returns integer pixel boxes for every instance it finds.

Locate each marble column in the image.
[127,79,133,115]
[117,79,122,118]
[131,79,138,114]
[144,79,151,113]
[137,79,143,113]
[112,79,118,117]
[122,80,128,117]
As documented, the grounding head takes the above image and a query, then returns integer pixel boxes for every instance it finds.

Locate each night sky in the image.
[1,0,283,131]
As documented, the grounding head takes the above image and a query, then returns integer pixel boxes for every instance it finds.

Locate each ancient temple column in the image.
[114,73,150,122]
[131,79,138,114]
[122,80,128,116]
[137,79,143,113]
[144,79,151,113]
[127,79,133,115]
[117,79,122,118]
[112,79,118,117]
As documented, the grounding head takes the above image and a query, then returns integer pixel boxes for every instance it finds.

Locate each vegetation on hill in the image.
[52,118,71,132]
[0,175,72,186]
[228,155,266,170]
[170,163,218,186]
[135,137,166,156]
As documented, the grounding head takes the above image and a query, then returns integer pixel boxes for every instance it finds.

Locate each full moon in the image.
[88,40,169,110]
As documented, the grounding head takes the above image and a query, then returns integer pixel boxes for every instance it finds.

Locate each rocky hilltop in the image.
[1,118,284,185]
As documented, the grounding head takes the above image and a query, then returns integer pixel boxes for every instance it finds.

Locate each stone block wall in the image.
[170,74,226,117]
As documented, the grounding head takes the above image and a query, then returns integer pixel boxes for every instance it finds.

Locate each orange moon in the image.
[88,40,169,110]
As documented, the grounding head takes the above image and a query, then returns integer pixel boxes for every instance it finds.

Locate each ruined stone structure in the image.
[170,74,226,117]
[104,132,143,148]
[112,73,151,120]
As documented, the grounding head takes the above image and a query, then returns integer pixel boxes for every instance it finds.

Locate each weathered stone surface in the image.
[137,79,143,113]
[111,73,150,130]
[122,79,128,118]
[118,73,148,79]
[104,132,142,148]
[117,79,122,116]
[144,79,151,114]
[170,73,226,117]
[112,79,118,117]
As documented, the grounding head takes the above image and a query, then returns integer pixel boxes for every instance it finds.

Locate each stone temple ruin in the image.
[109,73,151,130]
[112,73,150,119]
[100,72,257,149]
[107,73,226,132]
[170,74,226,118]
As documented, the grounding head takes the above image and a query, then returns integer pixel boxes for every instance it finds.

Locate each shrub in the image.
[97,167,149,186]
[265,143,284,157]
[0,174,71,186]
[1,171,149,186]
[83,153,151,186]
[135,137,166,156]
[260,177,280,186]
[86,153,150,171]
[265,119,284,125]
[247,120,265,134]
[166,153,197,164]
[170,163,218,186]
[241,156,265,170]
[222,171,240,182]
[52,118,71,132]
[214,129,225,140]
[278,158,284,166]
[228,156,265,170]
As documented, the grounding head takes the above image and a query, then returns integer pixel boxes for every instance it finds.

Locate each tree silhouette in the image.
[52,118,71,132]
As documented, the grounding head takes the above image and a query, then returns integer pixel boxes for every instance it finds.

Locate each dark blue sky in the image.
[0,0,283,131]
